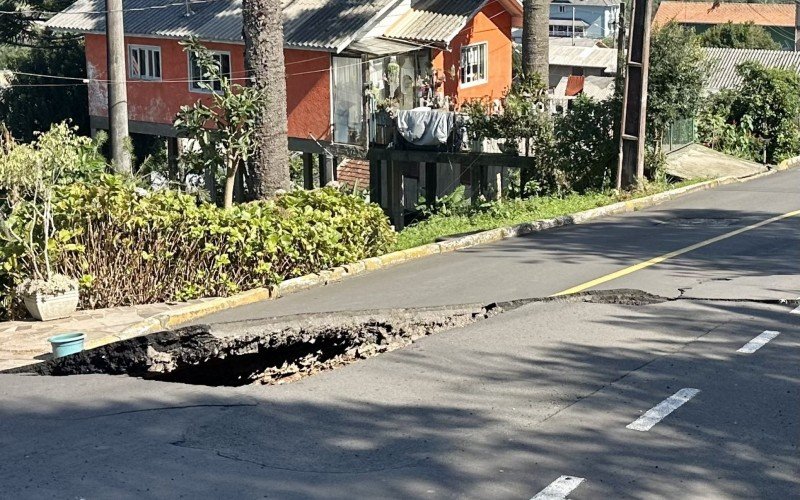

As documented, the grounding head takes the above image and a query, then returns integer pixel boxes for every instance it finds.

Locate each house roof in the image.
[704,47,800,93]
[549,42,617,72]
[47,0,522,52]
[549,18,590,28]
[653,1,796,28]
[551,0,619,7]
[46,0,399,51]
[384,0,522,45]
[384,0,485,44]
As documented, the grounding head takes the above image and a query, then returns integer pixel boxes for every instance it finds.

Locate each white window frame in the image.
[188,50,232,93]
[128,44,162,81]
[459,42,488,88]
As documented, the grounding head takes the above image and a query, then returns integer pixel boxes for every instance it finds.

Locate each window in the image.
[460,42,487,87]
[549,24,584,37]
[189,51,231,92]
[558,6,567,13]
[129,45,161,80]
[332,56,364,145]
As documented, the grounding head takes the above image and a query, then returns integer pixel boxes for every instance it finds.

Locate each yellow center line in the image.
[552,209,800,297]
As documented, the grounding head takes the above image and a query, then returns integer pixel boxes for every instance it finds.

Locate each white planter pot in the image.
[22,289,79,321]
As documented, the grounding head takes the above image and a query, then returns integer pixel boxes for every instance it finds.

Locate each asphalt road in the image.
[0,169,798,499]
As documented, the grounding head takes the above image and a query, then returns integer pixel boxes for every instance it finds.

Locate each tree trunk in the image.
[522,0,550,84]
[224,159,237,209]
[242,0,290,200]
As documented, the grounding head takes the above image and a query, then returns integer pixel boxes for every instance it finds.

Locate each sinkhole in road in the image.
[19,305,499,387]
[9,289,669,387]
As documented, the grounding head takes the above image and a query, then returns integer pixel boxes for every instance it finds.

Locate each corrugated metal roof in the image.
[348,37,421,56]
[47,0,397,51]
[653,1,795,28]
[549,41,617,72]
[552,0,618,7]
[383,0,485,44]
[549,18,589,27]
[705,47,800,93]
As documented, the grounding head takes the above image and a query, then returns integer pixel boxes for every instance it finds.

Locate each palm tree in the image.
[242,0,290,199]
[522,0,550,83]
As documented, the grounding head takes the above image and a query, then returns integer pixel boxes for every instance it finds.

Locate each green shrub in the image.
[698,63,800,163]
[1,175,394,315]
[553,95,619,192]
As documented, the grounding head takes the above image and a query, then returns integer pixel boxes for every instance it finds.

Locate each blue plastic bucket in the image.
[48,332,86,358]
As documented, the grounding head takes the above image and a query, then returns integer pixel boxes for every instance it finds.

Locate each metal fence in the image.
[663,117,696,154]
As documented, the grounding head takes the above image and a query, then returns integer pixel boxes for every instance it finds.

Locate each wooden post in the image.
[302,152,314,189]
[204,167,217,205]
[616,0,653,190]
[369,157,382,205]
[105,0,131,174]
[387,159,404,230]
[166,137,179,182]
[332,156,339,181]
[470,164,481,203]
[319,153,334,186]
[425,162,437,206]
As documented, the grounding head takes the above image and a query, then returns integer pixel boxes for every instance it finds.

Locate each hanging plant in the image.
[387,61,400,88]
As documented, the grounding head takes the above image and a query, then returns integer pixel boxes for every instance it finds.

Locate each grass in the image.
[393,180,702,251]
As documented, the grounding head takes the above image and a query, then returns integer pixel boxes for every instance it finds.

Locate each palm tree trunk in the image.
[242,0,290,200]
[522,0,550,84]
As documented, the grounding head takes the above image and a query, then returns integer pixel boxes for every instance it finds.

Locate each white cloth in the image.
[395,107,454,146]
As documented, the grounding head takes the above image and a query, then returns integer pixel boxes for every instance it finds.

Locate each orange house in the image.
[48,0,523,155]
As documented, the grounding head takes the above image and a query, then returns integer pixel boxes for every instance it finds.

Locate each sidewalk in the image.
[0,299,214,371]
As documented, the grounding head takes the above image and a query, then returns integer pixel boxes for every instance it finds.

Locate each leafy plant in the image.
[553,95,620,192]
[174,39,267,208]
[698,22,781,50]
[1,175,395,317]
[697,62,800,163]
[0,122,105,299]
[648,22,708,154]
[16,273,76,296]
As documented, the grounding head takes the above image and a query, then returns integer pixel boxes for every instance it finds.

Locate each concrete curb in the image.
[777,155,800,171]
[98,171,779,343]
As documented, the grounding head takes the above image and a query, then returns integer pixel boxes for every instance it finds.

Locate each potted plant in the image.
[0,123,93,320]
[16,274,79,321]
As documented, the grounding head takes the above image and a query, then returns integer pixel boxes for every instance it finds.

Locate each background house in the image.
[653,1,798,50]
[548,40,617,87]
[549,0,621,40]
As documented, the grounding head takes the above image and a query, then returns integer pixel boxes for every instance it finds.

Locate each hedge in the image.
[1,175,395,316]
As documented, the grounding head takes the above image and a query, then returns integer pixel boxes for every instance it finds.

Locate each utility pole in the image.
[616,2,626,80]
[616,0,652,190]
[572,7,576,46]
[106,0,132,174]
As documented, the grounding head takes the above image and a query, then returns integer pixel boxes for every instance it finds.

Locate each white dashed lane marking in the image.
[791,305,800,315]
[626,388,700,432]
[531,475,585,499]
[737,330,780,354]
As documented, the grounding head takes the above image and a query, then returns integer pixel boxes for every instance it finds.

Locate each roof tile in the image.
[653,1,796,28]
